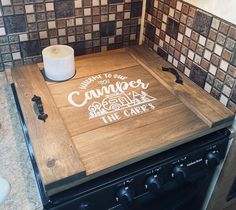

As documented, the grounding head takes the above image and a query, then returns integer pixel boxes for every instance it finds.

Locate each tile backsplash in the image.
[143,0,236,112]
[0,0,142,71]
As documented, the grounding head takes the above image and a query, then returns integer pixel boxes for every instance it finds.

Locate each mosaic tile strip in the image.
[0,0,143,72]
[143,0,236,112]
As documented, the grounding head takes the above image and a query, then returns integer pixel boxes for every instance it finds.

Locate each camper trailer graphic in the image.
[88,91,157,119]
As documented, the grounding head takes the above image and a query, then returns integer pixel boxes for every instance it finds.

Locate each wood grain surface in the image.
[11,65,86,195]
[73,103,209,175]
[48,65,180,136]
[11,46,235,195]
[127,46,235,127]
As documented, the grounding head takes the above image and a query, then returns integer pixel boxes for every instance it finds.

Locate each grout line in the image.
[139,0,146,45]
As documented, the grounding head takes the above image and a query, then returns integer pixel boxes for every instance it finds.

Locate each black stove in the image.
[13,81,230,210]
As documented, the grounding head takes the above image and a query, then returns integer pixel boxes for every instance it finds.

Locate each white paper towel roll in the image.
[42,45,75,81]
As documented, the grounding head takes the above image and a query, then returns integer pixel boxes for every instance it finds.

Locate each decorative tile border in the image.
[143,0,236,112]
[0,0,142,71]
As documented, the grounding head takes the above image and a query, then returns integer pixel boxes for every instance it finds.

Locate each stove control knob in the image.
[145,175,161,194]
[116,186,135,207]
[171,165,188,183]
[205,151,220,169]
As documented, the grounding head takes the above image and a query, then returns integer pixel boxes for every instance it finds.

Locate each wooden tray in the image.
[8,46,235,195]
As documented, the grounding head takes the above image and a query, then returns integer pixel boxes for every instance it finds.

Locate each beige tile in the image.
[25,5,34,13]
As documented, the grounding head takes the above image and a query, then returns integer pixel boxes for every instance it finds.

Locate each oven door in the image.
[127,172,213,210]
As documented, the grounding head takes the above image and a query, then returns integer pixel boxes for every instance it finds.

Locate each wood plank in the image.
[47,65,181,136]
[11,65,86,195]
[73,103,209,175]
[73,49,139,79]
[127,45,235,127]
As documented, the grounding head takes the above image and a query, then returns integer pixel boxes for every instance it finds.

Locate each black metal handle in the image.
[162,67,183,85]
[32,95,48,122]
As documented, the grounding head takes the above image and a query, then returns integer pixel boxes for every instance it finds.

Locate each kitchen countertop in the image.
[0,72,43,210]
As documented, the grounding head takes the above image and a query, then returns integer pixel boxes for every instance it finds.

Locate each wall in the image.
[183,0,236,25]
[143,0,236,113]
[0,0,143,72]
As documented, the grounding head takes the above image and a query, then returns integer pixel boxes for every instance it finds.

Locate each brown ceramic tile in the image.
[181,4,189,15]
[180,14,187,24]
[93,15,100,23]
[219,21,230,35]
[216,69,226,81]
[169,0,176,8]
[93,7,100,16]
[206,39,214,51]
[211,54,221,66]
[189,40,197,51]
[83,0,92,7]
[158,1,164,11]
[185,58,192,69]
[222,49,232,62]
[14,5,25,14]
[179,23,185,34]
[186,17,193,28]
[174,10,180,21]
[174,50,180,60]
[109,5,116,13]
[228,26,236,39]
[208,29,217,41]
[75,8,83,17]
[163,4,169,15]
[228,65,236,78]
[191,31,199,42]
[188,7,196,18]
[200,58,210,71]
[175,41,181,51]
[160,30,165,40]
[183,36,190,46]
